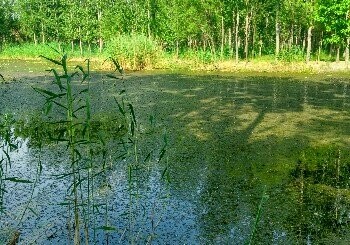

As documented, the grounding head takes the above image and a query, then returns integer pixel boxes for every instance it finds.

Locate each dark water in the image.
[1,60,350,244]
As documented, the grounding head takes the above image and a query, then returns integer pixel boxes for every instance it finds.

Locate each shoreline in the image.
[0,56,350,78]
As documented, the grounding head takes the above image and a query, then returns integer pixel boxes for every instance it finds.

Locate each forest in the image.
[0,0,350,65]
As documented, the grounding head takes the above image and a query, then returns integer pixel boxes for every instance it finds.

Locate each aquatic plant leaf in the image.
[143,151,153,163]
[79,88,89,94]
[9,143,18,150]
[75,65,85,75]
[74,149,82,161]
[48,69,65,91]
[128,103,137,126]
[161,166,167,178]
[110,57,124,75]
[61,54,68,74]
[52,171,74,179]
[114,97,125,116]
[85,96,91,120]
[128,165,132,182]
[48,120,70,124]
[33,87,66,99]
[51,100,68,110]
[163,131,168,146]
[106,74,121,80]
[158,148,166,162]
[57,202,71,206]
[130,120,135,136]
[3,150,11,166]
[44,101,53,115]
[73,105,86,114]
[70,71,79,78]
[116,152,127,160]
[4,177,33,183]
[95,226,117,231]
[40,55,63,66]
[28,207,38,217]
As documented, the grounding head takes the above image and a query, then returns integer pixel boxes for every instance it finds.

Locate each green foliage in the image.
[1,0,350,64]
[0,42,107,59]
[316,0,350,45]
[106,34,162,70]
[278,46,305,62]
[180,49,218,64]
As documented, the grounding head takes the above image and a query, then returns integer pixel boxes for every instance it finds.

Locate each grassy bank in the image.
[1,41,350,74]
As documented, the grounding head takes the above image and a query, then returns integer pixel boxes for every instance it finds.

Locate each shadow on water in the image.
[2,69,350,243]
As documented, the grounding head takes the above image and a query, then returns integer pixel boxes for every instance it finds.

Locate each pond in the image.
[1,59,350,244]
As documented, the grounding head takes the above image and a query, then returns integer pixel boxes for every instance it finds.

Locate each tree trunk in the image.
[209,35,216,56]
[221,15,224,59]
[289,24,294,48]
[71,41,74,52]
[345,38,349,66]
[244,11,250,61]
[235,9,240,63]
[252,20,256,59]
[306,26,313,63]
[259,40,262,57]
[228,27,232,57]
[275,14,280,59]
[147,0,151,39]
[98,10,103,53]
[79,26,83,55]
[33,33,37,45]
[99,38,103,53]
[318,39,323,63]
[176,40,179,58]
[41,23,45,44]
[336,46,340,62]
[346,11,349,66]
[79,39,83,56]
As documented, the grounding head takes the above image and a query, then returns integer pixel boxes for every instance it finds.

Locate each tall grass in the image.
[106,34,162,70]
[0,42,108,59]
[248,186,269,245]
[30,52,168,244]
[0,113,41,244]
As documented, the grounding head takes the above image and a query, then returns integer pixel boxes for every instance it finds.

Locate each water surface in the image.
[1,60,350,244]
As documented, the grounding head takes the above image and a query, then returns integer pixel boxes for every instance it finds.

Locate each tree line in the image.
[0,0,349,62]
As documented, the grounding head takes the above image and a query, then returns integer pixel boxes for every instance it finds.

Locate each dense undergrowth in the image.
[0,34,346,72]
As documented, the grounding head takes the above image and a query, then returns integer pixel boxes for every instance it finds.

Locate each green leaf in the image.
[28,207,39,216]
[128,103,137,125]
[74,105,87,114]
[40,55,63,66]
[110,57,124,75]
[33,87,66,99]
[114,97,125,115]
[158,147,166,162]
[44,101,53,115]
[106,74,121,80]
[95,226,117,231]
[48,69,65,91]
[4,177,33,183]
